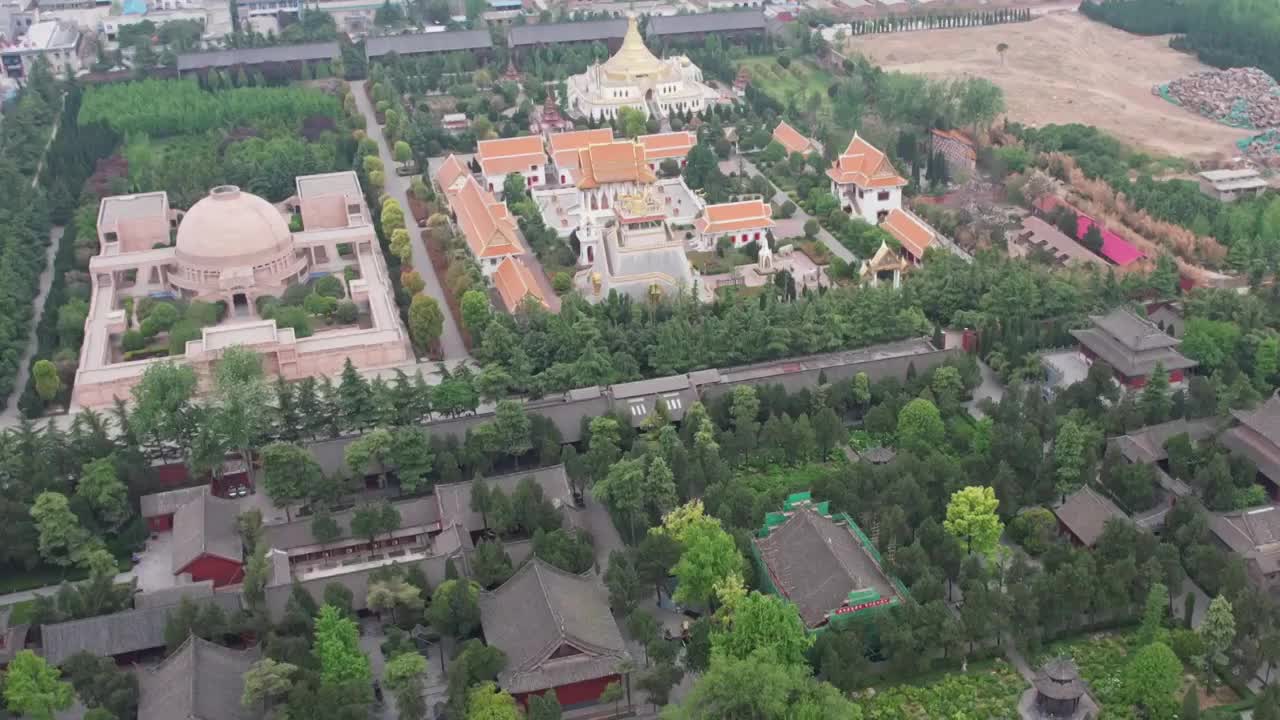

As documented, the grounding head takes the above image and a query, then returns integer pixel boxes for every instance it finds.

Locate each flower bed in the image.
[859,659,1026,719]
[1036,632,1136,719]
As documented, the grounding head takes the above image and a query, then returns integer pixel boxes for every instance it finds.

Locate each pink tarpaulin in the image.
[1076,215,1144,267]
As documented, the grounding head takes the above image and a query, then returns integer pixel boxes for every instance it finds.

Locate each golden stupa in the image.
[601,15,665,80]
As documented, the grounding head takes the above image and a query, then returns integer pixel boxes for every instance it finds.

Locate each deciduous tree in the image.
[3,650,74,720]
[313,604,370,686]
[943,485,1003,556]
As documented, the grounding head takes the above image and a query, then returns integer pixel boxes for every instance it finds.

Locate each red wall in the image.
[146,514,173,533]
[179,554,243,588]
[517,674,620,709]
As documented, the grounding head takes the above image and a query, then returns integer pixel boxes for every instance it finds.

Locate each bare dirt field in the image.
[847,11,1254,159]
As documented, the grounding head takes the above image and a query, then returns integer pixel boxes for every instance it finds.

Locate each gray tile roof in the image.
[479,559,630,694]
[140,485,209,518]
[139,636,262,720]
[261,496,440,553]
[366,30,492,58]
[172,494,243,573]
[1231,392,1280,445]
[1210,505,1280,576]
[1052,485,1127,547]
[41,593,244,666]
[177,42,339,71]
[434,465,574,533]
[1090,308,1181,352]
[133,581,216,610]
[646,10,765,36]
[1110,418,1219,465]
[1070,326,1196,378]
[753,505,897,628]
[263,552,456,619]
[507,19,626,47]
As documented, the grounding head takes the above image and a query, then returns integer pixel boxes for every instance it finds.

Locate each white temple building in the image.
[826,133,907,225]
[576,195,698,303]
[565,15,717,121]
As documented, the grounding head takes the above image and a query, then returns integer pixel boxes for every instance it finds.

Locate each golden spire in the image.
[602,14,664,79]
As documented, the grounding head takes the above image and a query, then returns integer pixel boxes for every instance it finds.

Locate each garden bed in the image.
[858,658,1026,719]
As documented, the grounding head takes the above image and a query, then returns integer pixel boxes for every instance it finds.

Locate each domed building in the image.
[170,185,309,312]
[72,172,413,408]
[565,15,717,121]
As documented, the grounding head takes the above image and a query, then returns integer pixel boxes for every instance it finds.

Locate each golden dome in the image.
[601,15,664,80]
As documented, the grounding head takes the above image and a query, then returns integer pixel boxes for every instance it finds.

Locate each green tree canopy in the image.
[943,486,1003,556]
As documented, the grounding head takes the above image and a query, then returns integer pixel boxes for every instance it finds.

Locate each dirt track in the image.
[847,11,1253,159]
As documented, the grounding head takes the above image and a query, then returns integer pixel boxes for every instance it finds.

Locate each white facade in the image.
[565,15,715,121]
[831,180,902,225]
[0,20,80,80]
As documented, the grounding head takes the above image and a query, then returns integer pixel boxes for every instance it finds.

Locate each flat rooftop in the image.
[98,192,169,230]
[296,171,362,202]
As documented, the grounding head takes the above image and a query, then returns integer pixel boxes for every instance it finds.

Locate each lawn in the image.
[688,250,756,276]
[738,57,835,121]
[1,599,37,626]
[858,658,1027,719]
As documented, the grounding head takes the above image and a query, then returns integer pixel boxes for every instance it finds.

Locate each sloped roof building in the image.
[752,494,904,629]
[479,559,631,707]
[1070,307,1196,387]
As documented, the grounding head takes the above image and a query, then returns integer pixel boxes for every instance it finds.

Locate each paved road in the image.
[351,82,468,361]
[582,493,627,575]
[0,225,63,420]
[735,155,856,264]
[965,359,1005,421]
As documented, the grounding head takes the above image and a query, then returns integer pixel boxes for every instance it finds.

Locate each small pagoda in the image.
[1019,657,1098,720]
[502,59,521,83]
[539,95,572,133]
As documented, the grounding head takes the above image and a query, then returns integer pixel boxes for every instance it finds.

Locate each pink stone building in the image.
[72,172,413,408]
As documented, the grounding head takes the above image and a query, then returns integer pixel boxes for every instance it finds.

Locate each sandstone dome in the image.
[176,185,294,267]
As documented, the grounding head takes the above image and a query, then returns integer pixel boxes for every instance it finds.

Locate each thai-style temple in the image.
[859,240,909,288]
[1070,307,1197,388]
[576,193,699,303]
[827,133,907,225]
[565,15,716,121]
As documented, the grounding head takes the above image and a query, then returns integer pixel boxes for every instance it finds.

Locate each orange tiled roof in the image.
[476,135,547,177]
[825,133,906,189]
[493,256,549,312]
[548,129,614,168]
[930,128,977,160]
[576,141,656,189]
[695,199,774,235]
[436,154,469,190]
[637,131,696,160]
[772,121,813,156]
[881,208,935,260]
[435,155,521,260]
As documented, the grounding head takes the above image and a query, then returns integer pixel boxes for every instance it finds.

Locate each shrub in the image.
[282,283,312,306]
[167,320,200,355]
[313,274,346,299]
[552,272,572,294]
[273,306,313,338]
[121,330,146,352]
[777,55,791,69]
[335,301,359,324]
[303,292,338,318]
